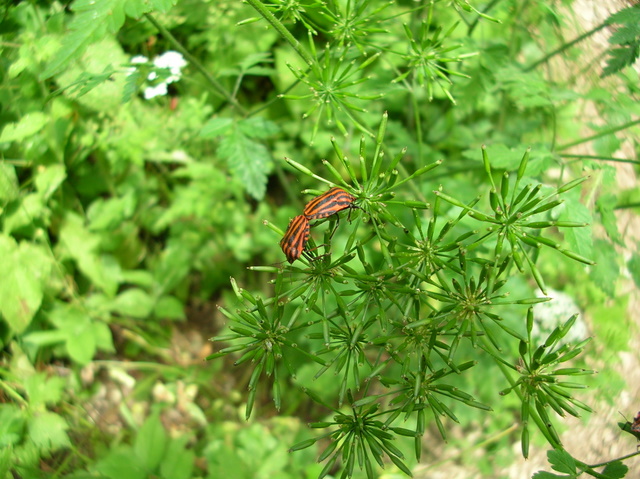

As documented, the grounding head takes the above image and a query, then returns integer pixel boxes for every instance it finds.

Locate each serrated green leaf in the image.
[596,193,623,245]
[28,411,70,450]
[0,405,25,448]
[547,449,576,475]
[23,373,66,408]
[122,69,143,103]
[602,42,640,77]
[218,126,272,200]
[42,302,104,364]
[41,0,128,79]
[95,446,147,479]
[238,116,280,139]
[0,163,19,204]
[159,436,195,479]
[199,117,234,138]
[607,5,640,26]
[591,239,619,297]
[0,112,47,143]
[0,235,51,333]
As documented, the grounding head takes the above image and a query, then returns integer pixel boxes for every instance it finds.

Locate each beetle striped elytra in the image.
[303,187,357,220]
[280,215,310,264]
[632,411,640,433]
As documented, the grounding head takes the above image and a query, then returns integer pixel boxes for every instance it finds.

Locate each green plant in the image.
[1,0,639,477]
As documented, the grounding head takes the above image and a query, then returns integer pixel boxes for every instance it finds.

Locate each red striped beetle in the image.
[303,187,357,220]
[280,215,310,264]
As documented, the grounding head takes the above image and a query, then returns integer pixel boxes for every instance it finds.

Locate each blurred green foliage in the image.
[0,0,639,478]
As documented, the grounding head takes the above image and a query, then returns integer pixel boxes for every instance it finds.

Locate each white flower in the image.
[131,55,149,65]
[153,51,187,83]
[129,51,187,100]
[144,83,168,100]
[532,289,587,344]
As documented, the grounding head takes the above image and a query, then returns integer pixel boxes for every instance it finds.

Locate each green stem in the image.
[615,202,640,210]
[0,379,28,407]
[244,0,315,67]
[589,450,640,468]
[411,83,424,164]
[561,154,640,164]
[144,13,246,114]
[557,119,640,151]
[525,22,609,72]
[467,0,502,35]
[482,337,562,449]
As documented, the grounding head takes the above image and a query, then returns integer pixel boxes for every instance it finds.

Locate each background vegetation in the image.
[1,0,639,478]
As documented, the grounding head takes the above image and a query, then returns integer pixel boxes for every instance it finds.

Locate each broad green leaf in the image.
[628,252,640,289]
[41,0,128,79]
[111,288,154,319]
[134,412,167,472]
[159,436,195,479]
[120,270,155,287]
[149,0,178,11]
[2,193,46,235]
[0,112,47,143]
[28,411,70,450]
[0,164,19,203]
[59,212,120,296]
[591,239,619,297]
[531,472,568,479]
[87,192,136,231]
[57,39,128,112]
[602,460,628,479]
[45,302,102,364]
[66,318,98,364]
[95,446,147,479]
[218,126,272,200]
[199,117,234,138]
[559,197,593,260]
[0,236,51,333]
[462,144,522,170]
[153,295,185,320]
[92,320,115,353]
[35,164,67,201]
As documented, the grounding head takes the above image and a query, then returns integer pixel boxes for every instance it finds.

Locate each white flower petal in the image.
[144,82,168,99]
